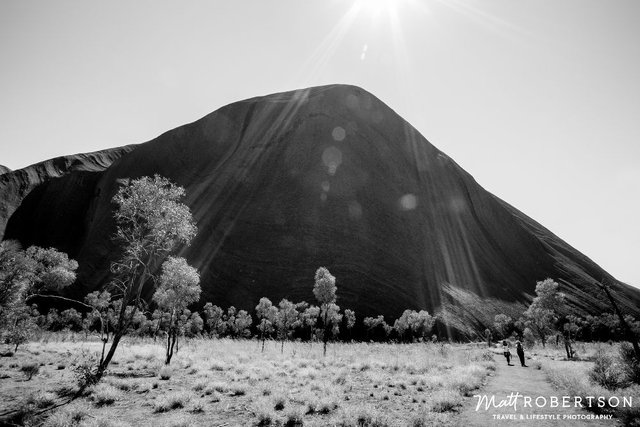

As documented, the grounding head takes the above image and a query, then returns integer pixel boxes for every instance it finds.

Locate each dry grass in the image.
[541,343,640,426]
[0,336,495,426]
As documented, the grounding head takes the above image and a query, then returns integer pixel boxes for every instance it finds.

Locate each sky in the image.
[1,0,639,287]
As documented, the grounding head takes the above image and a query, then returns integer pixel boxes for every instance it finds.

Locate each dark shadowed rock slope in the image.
[1,85,638,334]
[0,165,11,175]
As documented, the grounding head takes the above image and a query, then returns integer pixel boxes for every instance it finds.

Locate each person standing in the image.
[502,340,513,366]
[516,340,527,367]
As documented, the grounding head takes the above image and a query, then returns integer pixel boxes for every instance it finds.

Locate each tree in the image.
[203,303,224,337]
[0,242,78,349]
[233,310,252,338]
[97,175,197,377]
[276,299,300,353]
[61,308,83,331]
[484,329,493,347]
[84,290,114,357]
[560,315,580,359]
[523,279,565,348]
[322,302,342,347]
[393,310,434,342]
[153,256,201,364]
[596,279,640,362]
[344,309,356,340]
[222,306,238,337]
[301,305,320,342]
[256,298,277,352]
[363,315,391,341]
[313,267,338,356]
[394,310,412,341]
[183,311,204,337]
[408,310,435,341]
[493,314,513,339]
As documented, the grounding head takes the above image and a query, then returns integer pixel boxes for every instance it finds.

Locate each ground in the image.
[0,336,635,426]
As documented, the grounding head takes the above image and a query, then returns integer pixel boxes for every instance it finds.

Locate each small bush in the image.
[193,379,208,392]
[284,411,304,427]
[619,342,640,385]
[254,402,276,426]
[21,362,40,380]
[106,378,137,392]
[72,362,98,388]
[158,365,172,380]
[429,389,462,412]
[42,407,88,427]
[189,400,205,413]
[589,350,628,390]
[91,383,121,406]
[210,361,227,371]
[274,396,285,411]
[230,385,246,396]
[28,391,57,408]
[153,392,191,412]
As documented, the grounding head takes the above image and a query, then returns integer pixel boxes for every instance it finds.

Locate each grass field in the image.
[0,335,496,426]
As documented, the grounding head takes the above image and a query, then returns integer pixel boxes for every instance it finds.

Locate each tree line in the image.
[489,278,640,361]
[0,175,436,382]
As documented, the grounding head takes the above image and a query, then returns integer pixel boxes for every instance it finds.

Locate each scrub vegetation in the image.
[0,336,495,426]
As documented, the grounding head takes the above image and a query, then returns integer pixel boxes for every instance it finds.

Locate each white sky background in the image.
[1,0,639,286]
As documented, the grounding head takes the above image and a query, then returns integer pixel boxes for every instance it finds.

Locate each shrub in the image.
[230,385,246,396]
[274,396,286,411]
[284,411,304,427]
[189,400,205,413]
[106,378,137,392]
[619,342,640,385]
[158,365,172,380]
[589,350,628,390]
[91,384,121,406]
[153,392,191,412]
[73,361,98,388]
[20,362,40,380]
[42,407,88,427]
[28,391,57,408]
[618,405,640,427]
[429,389,462,412]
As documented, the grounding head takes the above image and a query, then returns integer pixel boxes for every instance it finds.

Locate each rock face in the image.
[0,165,11,175]
[1,85,638,333]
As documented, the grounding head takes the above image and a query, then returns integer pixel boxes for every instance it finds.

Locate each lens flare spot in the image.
[346,94,359,110]
[320,193,328,202]
[450,198,466,213]
[348,200,363,219]
[399,193,417,211]
[332,126,346,141]
[321,181,330,192]
[322,146,343,176]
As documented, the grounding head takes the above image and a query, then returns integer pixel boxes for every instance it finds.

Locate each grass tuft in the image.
[153,391,192,413]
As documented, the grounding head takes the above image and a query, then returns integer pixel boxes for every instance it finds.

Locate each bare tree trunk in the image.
[165,330,178,365]
[165,329,172,364]
[97,333,122,380]
[322,309,329,357]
